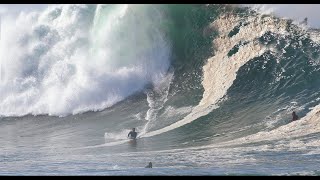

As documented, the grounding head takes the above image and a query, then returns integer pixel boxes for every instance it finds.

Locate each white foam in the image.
[104,129,131,141]
[309,30,320,44]
[0,4,171,117]
[79,139,130,149]
[140,71,174,136]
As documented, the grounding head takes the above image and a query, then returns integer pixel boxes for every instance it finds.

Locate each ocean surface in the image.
[1,4,320,175]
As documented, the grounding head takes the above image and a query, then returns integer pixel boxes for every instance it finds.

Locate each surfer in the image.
[300,17,308,25]
[145,162,152,168]
[128,128,137,139]
[292,111,299,122]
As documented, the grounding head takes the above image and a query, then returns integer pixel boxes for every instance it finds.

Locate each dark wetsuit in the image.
[128,131,137,139]
[145,162,152,168]
[292,114,299,121]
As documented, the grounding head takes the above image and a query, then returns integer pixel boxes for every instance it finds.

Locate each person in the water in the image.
[145,162,152,168]
[128,128,137,139]
[292,111,299,122]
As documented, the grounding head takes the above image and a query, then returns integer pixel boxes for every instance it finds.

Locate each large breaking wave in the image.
[0,4,320,146]
[0,4,171,117]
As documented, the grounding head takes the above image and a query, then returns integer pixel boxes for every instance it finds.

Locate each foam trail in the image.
[139,71,174,136]
[104,129,131,141]
[142,12,289,138]
[75,139,131,150]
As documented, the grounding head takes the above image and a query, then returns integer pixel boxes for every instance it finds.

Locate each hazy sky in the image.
[242,4,320,28]
[0,4,320,28]
[0,4,48,14]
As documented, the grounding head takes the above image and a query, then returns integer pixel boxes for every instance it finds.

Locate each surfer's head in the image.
[132,128,135,132]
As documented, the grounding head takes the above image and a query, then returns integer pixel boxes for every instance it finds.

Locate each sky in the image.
[0,4,319,28]
[0,4,48,14]
[242,4,320,28]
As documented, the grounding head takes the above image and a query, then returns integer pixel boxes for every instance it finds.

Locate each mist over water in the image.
[0,4,171,117]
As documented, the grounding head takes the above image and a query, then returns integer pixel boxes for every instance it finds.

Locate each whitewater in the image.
[0,4,320,175]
